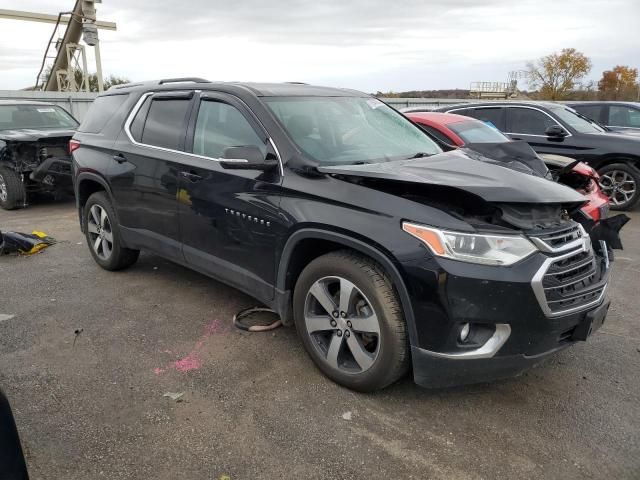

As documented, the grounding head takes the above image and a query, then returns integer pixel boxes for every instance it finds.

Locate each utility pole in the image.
[0,2,116,92]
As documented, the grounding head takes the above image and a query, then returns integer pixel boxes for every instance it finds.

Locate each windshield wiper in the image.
[407,152,434,159]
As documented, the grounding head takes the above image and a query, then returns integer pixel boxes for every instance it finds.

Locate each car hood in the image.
[317,149,587,204]
[0,128,76,142]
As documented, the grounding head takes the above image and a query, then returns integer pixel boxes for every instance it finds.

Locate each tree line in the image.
[527,48,638,101]
[375,48,639,101]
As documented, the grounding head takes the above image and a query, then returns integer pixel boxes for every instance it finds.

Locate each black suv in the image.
[72,79,610,391]
[435,101,640,210]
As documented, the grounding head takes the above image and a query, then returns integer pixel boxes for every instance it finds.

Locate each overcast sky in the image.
[1,0,638,92]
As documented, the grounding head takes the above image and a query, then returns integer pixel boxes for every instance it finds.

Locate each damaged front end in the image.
[318,150,627,387]
[0,135,74,194]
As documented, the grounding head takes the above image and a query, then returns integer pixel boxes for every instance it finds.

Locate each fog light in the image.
[459,323,470,342]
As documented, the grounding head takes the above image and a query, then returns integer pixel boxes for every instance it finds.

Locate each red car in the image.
[407,112,610,222]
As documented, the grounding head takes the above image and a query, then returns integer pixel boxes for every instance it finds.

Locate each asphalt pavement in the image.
[1,198,639,479]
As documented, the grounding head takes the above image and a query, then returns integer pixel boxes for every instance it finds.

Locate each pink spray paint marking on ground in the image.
[154,319,223,375]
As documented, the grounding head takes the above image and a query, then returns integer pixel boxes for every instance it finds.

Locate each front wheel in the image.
[0,167,26,210]
[293,251,409,392]
[84,191,139,271]
[598,163,640,211]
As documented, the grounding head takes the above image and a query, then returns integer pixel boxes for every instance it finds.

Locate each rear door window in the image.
[506,107,558,135]
[449,120,510,143]
[192,100,266,159]
[139,98,191,150]
[79,94,129,133]
[465,107,506,131]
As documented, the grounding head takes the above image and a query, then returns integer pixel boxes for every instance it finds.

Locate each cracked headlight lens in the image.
[402,222,538,266]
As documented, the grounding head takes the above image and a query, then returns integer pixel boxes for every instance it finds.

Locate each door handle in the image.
[511,137,523,141]
[180,171,203,182]
[113,153,127,163]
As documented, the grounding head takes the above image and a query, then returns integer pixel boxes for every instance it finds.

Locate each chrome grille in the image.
[530,224,608,317]
[528,223,587,253]
[542,249,605,314]
[536,224,582,248]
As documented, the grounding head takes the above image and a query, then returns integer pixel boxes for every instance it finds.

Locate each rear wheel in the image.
[293,251,409,392]
[84,191,139,271]
[598,163,640,210]
[0,167,26,210]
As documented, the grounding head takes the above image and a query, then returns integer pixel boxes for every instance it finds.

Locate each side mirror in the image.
[545,125,568,138]
[220,145,278,171]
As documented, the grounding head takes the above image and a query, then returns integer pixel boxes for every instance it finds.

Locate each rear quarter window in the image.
[78,94,129,133]
[465,107,506,131]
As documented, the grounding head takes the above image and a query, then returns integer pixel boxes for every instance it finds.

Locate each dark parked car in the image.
[435,101,640,210]
[406,111,610,222]
[0,100,79,210]
[567,101,640,134]
[72,79,611,391]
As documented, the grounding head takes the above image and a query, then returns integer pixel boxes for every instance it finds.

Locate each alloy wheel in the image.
[599,170,637,206]
[0,174,7,202]
[87,204,114,260]
[304,276,381,373]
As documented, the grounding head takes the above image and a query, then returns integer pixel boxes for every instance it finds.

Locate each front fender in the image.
[275,227,419,346]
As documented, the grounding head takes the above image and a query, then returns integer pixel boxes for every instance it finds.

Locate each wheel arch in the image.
[275,228,418,345]
[594,155,640,171]
[75,173,115,232]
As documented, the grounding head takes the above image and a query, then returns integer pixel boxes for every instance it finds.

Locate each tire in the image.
[597,163,640,211]
[0,167,26,210]
[84,191,139,271]
[293,250,409,392]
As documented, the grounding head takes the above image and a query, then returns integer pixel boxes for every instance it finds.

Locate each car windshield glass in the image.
[264,96,442,164]
[548,106,604,134]
[0,104,78,130]
[448,120,510,143]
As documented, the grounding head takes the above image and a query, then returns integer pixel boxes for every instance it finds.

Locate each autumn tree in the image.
[527,48,592,100]
[598,65,639,100]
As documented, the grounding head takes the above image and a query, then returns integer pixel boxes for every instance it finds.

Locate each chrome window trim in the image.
[531,239,608,318]
[446,105,573,138]
[418,324,511,360]
[123,90,284,174]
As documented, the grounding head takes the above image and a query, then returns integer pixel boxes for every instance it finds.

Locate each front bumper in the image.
[412,298,610,388]
[400,243,611,388]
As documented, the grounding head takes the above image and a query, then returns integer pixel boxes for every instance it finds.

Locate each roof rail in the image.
[158,77,210,85]
[110,82,143,90]
[108,78,212,92]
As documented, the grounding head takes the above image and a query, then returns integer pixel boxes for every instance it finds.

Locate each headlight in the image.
[402,222,538,266]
